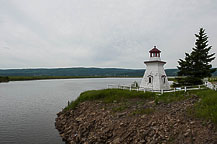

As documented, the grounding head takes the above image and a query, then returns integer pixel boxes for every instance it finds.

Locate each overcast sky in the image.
[0,0,216,69]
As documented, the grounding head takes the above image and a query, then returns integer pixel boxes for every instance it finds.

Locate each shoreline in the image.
[0,76,142,83]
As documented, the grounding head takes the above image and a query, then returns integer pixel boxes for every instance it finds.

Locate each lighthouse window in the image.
[149,77,152,83]
[162,76,166,84]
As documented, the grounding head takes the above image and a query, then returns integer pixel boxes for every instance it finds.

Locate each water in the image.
[0,78,141,144]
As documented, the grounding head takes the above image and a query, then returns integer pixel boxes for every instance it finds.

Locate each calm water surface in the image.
[0,78,141,144]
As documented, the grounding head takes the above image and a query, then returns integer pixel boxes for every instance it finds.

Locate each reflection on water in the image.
[0,78,140,144]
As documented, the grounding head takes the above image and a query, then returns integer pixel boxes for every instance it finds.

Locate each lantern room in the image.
[149,46,161,57]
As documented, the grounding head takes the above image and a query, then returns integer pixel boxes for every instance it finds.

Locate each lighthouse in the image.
[140,46,170,91]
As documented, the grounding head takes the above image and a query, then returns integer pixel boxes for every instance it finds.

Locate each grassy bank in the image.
[65,89,156,110]
[65,89,191,111]
[0,76,9,82]
[189,89,217,124]
[66,88,217,125]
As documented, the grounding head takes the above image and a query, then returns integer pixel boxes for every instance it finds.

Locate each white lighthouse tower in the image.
[140,46,170,91]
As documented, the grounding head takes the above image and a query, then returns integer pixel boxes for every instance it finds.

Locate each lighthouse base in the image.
[140,61,170,91]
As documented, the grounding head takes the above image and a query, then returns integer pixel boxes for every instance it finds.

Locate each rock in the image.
[112,138,120,144]
[190,121,195,125]
[184,129,191,137]
[120,122,124,126]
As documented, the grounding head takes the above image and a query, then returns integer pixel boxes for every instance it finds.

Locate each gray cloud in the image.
[0,0,216,69]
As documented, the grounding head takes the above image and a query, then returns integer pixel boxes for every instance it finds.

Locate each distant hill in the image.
[0,67,216,77]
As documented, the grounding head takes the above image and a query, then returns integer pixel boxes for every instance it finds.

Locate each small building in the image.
[140,46,170,91]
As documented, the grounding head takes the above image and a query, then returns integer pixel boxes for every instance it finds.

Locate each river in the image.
[0,78,141,144]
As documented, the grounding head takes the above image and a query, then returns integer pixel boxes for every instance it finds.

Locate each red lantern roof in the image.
[149,46,161,53]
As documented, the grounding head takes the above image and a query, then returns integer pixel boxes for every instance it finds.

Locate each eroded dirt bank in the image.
[55,96,217,144]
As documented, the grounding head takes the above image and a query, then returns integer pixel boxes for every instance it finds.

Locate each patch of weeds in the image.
[155,91,188,104]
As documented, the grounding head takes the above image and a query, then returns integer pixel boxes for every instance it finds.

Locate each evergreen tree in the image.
[177,28,215,85]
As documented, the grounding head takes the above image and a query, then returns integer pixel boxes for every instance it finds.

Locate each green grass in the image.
[65,89,156,110]
[155,91,189,104]
[189,89,217,124]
